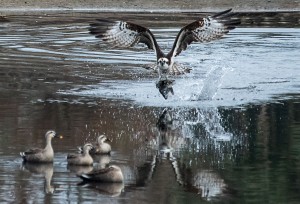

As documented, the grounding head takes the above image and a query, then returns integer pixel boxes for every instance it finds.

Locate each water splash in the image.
[193,66,230,101]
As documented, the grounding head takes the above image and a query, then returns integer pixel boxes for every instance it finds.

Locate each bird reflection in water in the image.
[67,164,93,175]
[93,154,111,169]
[156,108,177,157]
[21,162,54,194]
[135,108,184,186]
[136,108,228,200]
[78,182,124,197]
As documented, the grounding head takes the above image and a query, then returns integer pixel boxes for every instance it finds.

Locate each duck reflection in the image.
[67,164,93,175]
[21,162,54,194]
[78,181,124,197]
[134,108,229,200]
[93,154,111,169]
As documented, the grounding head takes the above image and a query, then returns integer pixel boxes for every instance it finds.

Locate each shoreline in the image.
[1,8,300,13]
[0,0,299,14]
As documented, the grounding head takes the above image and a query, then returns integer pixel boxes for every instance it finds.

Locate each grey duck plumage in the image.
[20,130,59,163]
[67,143,94,166]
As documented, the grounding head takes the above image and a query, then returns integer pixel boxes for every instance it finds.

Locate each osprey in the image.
[89,9,240,80]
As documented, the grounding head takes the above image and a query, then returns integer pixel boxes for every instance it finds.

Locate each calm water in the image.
[0,12,300,203]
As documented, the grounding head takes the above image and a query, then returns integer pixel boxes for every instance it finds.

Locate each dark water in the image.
[0,12,300,203]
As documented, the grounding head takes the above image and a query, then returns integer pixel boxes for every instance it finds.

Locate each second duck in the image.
[68,143,94,166]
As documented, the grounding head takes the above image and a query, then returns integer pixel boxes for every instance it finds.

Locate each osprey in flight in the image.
[89,9,240,80]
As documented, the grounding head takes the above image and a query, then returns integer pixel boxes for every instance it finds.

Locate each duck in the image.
[67,143,94,166]
[78,165,123,183]
[20,130,59,163]
[78,135,111,155]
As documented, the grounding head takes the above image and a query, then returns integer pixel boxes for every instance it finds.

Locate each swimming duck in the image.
[67,143,94,166]
[78,135,111,155]
[20,130,59,163]
[78,165,123,183]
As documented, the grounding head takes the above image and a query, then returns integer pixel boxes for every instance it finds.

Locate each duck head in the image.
[83,143,94,153]
[45,130,57,139]
[45,130,63,139]
[97,135,110,144]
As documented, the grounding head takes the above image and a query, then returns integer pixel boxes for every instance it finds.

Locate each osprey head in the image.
[157,57,169,68]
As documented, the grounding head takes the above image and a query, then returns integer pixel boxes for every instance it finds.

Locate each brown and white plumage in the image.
[78,135,111,155]
[90,135,111,154]
[20,130,58,163]
[78,165,124,183]
[89,9,240,79]
[67,143,94,166]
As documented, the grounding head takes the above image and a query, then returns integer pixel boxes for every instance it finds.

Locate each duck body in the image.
[90,141,111,154]
[20,130,57,163]
[78,165,123,183]
[67,143,94,166]
[20,147,54,163]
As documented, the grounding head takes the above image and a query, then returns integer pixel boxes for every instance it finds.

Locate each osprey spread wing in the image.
[89,9,240,79]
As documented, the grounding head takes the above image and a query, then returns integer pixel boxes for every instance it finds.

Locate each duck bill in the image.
[55,133,64,139]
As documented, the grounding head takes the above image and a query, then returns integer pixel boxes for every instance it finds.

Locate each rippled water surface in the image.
[0,12,300,203]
